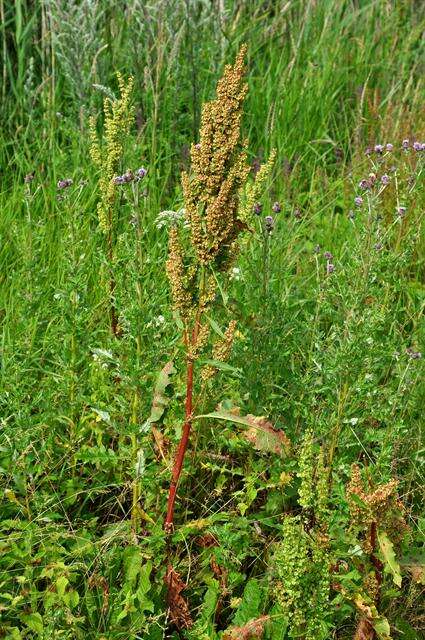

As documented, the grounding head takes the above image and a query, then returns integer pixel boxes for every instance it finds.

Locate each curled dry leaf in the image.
[150,361,175,422]
[223,615,270,640]
[165,566,193,630]
[144,362,174,461]
[244,415,291,455]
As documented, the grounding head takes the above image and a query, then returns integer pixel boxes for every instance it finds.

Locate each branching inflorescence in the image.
[89,74,134,335]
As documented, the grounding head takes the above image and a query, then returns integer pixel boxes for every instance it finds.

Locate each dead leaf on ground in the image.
[165,566,193,630]
[354,617,375,640]
[223,615,270,639]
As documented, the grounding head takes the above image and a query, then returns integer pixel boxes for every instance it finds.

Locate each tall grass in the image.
[0,1,424,638]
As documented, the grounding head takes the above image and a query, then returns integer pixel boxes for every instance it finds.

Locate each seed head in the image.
[89,73,134,232]
[181,45,250,266]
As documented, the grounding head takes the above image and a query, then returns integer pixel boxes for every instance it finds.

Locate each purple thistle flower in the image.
[413,141,422,151]
[354,196,363,207]
[253,202,263,215]
[113,175,125,185]
[359,179,370,190]
[381,174,390,185]
[406,347,422,360]
[402,139,410,149]
[421,143,425,151]
[368,173,377,184]
[324,251,333,260]
[272,201,281,213]
[314,244,321,254]
[374,144,384,154]
[397,206,407,217]
[136,167,147,179]
[264,215,275,233]
[57,178,73,189]
[365,147,372,156]
[386,143,393,152]
[326,262,335,274]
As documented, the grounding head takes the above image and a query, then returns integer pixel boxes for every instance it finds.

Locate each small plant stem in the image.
[262,230,271,298]
[130,183,145,534]
[107,205,119,336]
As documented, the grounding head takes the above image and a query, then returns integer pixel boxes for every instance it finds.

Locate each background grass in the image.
[0,1,424,638]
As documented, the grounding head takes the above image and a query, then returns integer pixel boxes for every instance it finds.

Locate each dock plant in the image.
[164,46,275,536]
[89,73,134,336]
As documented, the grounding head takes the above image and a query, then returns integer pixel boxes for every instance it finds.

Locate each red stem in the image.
[164,318,200,532]
[164,357,194,532]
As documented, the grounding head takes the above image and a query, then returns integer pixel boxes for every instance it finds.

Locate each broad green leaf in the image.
[123,546,143,586]
[378,531,402,587]
[372,615,391,639]
[56,575,69,597]
[63,589,80,608]
[21,612,43,634]
[232,579,264,626]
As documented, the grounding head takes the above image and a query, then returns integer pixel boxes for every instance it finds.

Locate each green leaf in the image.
[378,531,402,587]
[63,589,80,608]
[21,612,44,634]
[123,546,143,586]
[372,615,391,639]
[56,575,69,598]
[232,579,264,626]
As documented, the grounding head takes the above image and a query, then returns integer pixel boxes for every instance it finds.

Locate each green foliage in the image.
[0,1,424,638]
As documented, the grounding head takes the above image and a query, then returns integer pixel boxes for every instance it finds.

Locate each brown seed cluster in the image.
[166,226,194,321]
[346,464,408,551]
[166,46,255,373]
[181,45,250,267]
[201,320,237,381]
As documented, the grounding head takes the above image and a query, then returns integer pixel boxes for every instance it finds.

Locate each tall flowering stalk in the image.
[164,46,265,534]
[89,74,134,336]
